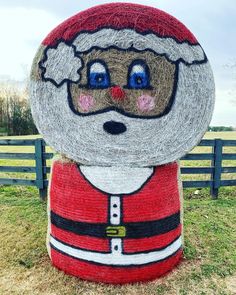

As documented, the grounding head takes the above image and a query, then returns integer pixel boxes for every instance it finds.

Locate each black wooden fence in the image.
[0,138,236,200]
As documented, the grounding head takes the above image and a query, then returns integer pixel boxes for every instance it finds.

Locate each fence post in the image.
[35,138,47,200]
[210,139,223,199]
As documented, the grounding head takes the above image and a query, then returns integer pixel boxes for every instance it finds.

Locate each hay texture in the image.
[49,159,182,284]
[29,2,215,284]
[30,3,214,167]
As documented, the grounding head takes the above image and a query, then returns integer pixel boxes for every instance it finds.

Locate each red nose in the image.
[110,86,126,101]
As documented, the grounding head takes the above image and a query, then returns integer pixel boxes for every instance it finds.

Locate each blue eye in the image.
[88,61,110,88]
[128,61,150,89]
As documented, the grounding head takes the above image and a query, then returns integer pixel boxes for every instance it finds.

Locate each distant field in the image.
[184,132,236,182]
[204,131,236,140]
[0,132,236,183]
[0,134,52,180]
[1,131,236,140]
[0,134,41,140]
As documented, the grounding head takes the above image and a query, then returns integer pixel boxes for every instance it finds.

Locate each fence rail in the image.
[0,138,236,200]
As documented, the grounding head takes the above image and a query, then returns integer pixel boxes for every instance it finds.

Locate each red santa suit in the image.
[49,160,182,284]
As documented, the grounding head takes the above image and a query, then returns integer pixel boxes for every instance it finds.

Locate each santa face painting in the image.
[69,49,177,118]
[30,3,215,284]
[31,25,214,167]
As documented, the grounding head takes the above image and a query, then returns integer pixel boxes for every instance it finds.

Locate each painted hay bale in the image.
[30,3,215,284]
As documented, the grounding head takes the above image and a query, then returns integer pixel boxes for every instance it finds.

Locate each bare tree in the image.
[0,80,38,135]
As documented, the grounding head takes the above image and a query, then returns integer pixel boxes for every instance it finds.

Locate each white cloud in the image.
[0,7,62,80]
[211,88,236,126]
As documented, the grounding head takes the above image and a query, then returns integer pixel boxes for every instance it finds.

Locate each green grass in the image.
[0,132,236,294]
[0,186,235,294]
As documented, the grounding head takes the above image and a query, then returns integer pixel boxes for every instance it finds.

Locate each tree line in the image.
[0,82,38,136]
[0,81,235,136]
[208,126,234,132]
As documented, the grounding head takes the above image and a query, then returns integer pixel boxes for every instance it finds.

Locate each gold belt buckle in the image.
[105,225,126,238]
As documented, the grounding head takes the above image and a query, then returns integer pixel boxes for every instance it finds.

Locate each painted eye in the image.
[128,61,150,89]
[88,61,110,88]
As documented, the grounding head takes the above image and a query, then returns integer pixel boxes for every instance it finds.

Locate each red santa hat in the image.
[42,3,206,66]
[32,3,214,175]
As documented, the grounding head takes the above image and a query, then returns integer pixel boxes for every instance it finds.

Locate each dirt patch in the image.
[225,275,236,294]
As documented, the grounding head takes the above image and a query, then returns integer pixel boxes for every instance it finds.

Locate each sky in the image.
[0,0,235,126]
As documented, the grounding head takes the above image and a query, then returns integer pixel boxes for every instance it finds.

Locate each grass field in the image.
[0,132,236,294]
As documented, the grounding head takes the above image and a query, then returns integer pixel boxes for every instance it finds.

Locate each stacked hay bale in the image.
[30,3,215,284]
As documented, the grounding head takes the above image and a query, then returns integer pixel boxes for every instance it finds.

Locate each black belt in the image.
[51,211,180,239]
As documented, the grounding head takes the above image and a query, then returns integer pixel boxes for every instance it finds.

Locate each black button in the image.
[113,204,118,208]
[114,245,118,251]
[113,214,118,218]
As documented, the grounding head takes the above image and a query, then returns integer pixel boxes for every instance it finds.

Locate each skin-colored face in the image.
[69,49,176,117]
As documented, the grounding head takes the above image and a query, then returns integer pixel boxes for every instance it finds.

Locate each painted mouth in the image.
[103,121,127,135]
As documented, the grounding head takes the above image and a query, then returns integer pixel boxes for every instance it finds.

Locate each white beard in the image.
[30,62,214,167]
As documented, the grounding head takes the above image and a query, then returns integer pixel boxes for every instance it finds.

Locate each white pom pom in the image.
[40,42,83,87]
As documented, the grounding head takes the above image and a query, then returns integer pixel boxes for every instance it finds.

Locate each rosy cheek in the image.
[137,95,155,112]
[78,94,94,112]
